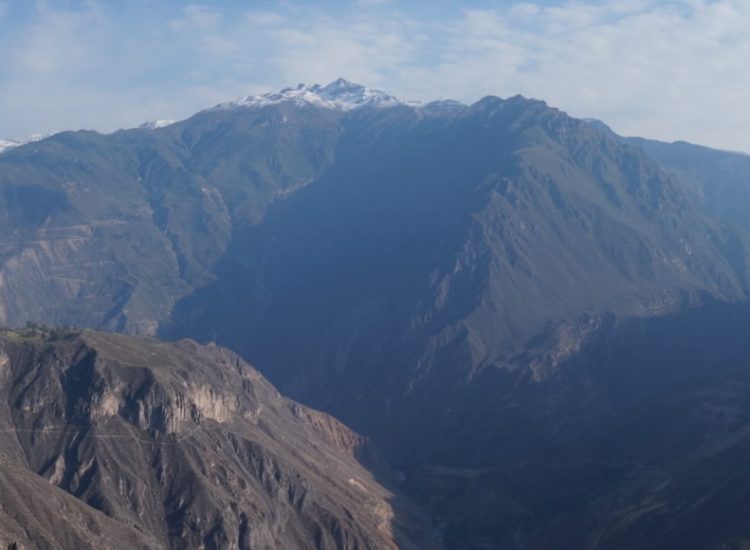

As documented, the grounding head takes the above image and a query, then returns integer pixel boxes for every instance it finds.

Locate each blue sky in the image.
[1,1,748,152]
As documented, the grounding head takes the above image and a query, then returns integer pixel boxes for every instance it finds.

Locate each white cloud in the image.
[169,4,223,30]
[267,15,418,87]
[508,3,541,19]
[389,0,750,151]
[246,11,284,25]
[354,0,392,6]
[443,0,750,150]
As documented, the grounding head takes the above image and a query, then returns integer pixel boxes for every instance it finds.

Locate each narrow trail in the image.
[0,421,229,446]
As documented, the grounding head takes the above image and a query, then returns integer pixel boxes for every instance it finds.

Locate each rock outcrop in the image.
[0,328,435,549]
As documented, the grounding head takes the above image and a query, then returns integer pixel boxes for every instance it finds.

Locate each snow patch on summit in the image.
[139,119,175,130]
[215,78,423,112]
[0,140,20,154]
[0,134,49,154]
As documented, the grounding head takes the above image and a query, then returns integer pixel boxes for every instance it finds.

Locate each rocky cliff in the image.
[0,328,434,549]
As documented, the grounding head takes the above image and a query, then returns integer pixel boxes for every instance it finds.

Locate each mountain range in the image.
[2,79,750,547]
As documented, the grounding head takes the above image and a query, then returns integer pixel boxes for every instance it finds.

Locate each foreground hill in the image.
[0,328,433,549]
[0,457,161,549]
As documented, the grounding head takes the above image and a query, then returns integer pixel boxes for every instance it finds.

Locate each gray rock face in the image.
[625,136,750,232]
[0,329,434,549]
[0,459,162,549]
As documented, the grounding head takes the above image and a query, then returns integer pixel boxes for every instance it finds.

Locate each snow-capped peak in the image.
[139,119,175,130]
[0,134,48,154]
[0,139,21,154]
[215,78,422,112]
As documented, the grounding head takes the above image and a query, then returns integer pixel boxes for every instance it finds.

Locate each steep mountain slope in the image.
[159,93,750,546]
[402,301,750,548]
[0,80,421,335]
[582,119,750,233]
[0,328,434,549]
[0,458,161,549]
[167,94,750,439]
[0,100,343,332]
[626,137,750,231]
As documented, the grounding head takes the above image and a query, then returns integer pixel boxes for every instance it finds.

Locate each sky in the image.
[1,0,748,152]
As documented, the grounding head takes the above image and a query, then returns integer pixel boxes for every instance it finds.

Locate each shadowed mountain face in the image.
[166,96,750,442]
[159,98,750,546]
[400,302,750,547]
[3,83,750,547]
[0,329,434,549]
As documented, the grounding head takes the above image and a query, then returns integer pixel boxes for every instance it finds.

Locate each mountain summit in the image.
[215,78,423,111]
